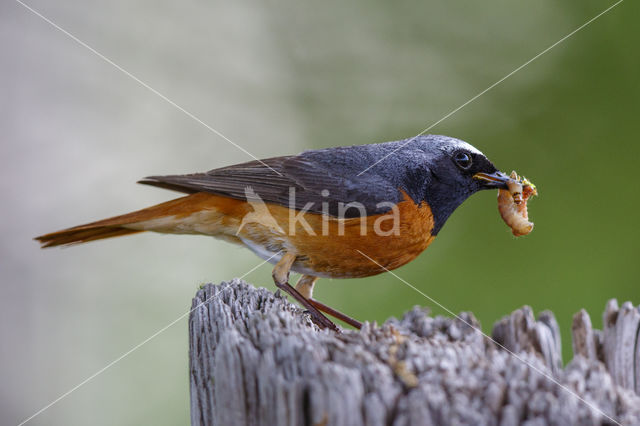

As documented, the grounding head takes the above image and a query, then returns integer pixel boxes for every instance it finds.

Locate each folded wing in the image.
[139,153,402,217]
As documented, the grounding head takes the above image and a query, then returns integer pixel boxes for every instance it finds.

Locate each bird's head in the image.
[403,135,511,234]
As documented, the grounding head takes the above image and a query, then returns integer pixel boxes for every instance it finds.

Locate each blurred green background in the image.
[2,0,638,425]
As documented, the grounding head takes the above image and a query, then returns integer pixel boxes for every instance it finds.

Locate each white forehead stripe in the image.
[444,138,484,156]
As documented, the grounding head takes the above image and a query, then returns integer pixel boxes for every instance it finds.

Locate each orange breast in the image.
[235,191,436,278]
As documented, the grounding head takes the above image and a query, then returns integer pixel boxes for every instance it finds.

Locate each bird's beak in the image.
[473,171,511,190]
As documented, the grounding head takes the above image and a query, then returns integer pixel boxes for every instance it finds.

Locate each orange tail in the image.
[35,193,220,248]
[35,226,143,248]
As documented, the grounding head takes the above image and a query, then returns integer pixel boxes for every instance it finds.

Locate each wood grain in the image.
[189,281,640,426]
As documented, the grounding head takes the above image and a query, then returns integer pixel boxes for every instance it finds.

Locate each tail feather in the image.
[36,226,143,248]
[35,193,215,248]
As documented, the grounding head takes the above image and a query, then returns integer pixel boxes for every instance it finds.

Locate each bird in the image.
[35,135,512,331]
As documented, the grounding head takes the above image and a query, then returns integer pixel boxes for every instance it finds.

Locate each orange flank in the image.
[35,191,436,278]
[279,193,436,278]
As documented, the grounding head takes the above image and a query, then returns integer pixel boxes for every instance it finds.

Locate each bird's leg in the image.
[272,253,339,332]
[308,299,363,329]
[296,275,363,330]
[294,274,318,299]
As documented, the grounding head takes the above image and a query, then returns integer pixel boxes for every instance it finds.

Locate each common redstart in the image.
[36,135,513,331]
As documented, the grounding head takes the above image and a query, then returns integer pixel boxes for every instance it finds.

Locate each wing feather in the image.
[139,154,402,217]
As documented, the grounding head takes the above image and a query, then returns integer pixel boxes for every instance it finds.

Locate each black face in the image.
[420,145,510,235]
[450,149,510,192]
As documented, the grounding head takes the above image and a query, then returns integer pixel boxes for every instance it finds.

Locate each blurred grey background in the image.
[1,0,638,425]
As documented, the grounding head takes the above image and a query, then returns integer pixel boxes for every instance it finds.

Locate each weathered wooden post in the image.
[189,279,640,425]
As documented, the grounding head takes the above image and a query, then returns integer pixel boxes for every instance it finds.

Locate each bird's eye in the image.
[454,151,473,170]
